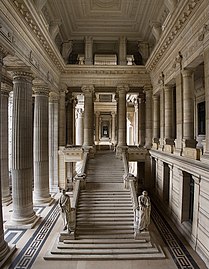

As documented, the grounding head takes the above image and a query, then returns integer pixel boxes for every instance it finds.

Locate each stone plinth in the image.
[134,230,150,242]
[183,148,200,160]
[59,231,75,241]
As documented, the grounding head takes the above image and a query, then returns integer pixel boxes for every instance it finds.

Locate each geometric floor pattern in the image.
[3,201,203,269]
[152,204,201,269]
[7,202,60,269]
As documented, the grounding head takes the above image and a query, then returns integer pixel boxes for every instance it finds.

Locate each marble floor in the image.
[1,190,207,269]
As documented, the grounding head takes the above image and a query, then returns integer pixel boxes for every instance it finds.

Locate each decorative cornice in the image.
[146,0,202,72]
[11,0,64,72]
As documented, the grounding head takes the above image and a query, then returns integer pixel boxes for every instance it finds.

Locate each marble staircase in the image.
[45,150,165,260]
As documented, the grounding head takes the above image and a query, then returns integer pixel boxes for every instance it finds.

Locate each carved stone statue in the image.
[59,189,71,232]
[137,190,151,232]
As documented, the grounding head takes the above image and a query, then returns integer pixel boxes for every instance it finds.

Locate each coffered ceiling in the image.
[41,0,167,44]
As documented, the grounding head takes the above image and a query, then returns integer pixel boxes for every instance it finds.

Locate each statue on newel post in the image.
[135,190,151,241]
[58,189,75,240]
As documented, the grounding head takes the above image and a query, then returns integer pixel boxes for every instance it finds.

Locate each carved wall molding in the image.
[11,0,64,72]
[146,0,202,72]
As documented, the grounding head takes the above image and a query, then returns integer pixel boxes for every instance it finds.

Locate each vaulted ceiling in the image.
[41,0,167,46]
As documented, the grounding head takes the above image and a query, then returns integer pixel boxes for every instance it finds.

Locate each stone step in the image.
[77,220,134,227]
[76,234,134,239]
[76,215,134,220]
[77,206,133,210]
[58,242,152,249]
[63,238,146,244]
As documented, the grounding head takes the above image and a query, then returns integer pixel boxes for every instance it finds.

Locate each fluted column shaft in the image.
[119,36,127,65]
[111,112,116,144]
[1,82,12,204]
[75,108,84,145]
[134,99,139,145]
[182,69,196,147]
[153,95,160,142]
[95,111,100,144]
[49,93,59,192]
[82,85,94,147]
[10,70,37,227]
[164,85,173,140]
[33,87,51,204]
[66,92,73,145]
[144,87,152,149]
[204,49,209,155]
[59,89,66,146]
[138,97,145,146]
[117,85,128,146]
[85,36,93,65]
[0,49,9,261]
[160,88,165,148]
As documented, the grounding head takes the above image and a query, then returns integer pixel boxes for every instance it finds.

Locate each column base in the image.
[0,244,16,268]
[134,230,150,241]
[33,196,54,206]
[2,195,12,206]
[59,231,75,241]
[5,214,40,229]
[116,145,128,158]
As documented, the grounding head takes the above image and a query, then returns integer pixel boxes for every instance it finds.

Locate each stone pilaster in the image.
[152,94,160,147]
[117,84,129,147]
[1,81,12,205]
[174,73,183,155]
[33,86,52,205]
[8,69,39,228]
[134,97,139,146]
[111,112,116,145]
[66,91,74,145]
[49,92,59,193]
[138,97,145,146]
[159,87,165,150]
[0,49,11,263]
[119,36,127,65]
[144,86,152,149]
[164,85,174,146]
[95,111,100,145]
[182,69,196,148]
[85,36,93,65]
[59,87,67,147]
[82,85,94,147]
[202,48,209,162]
[75,108,84,146]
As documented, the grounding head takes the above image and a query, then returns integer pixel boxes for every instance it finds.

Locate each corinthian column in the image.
[82,85,94,147]
[33,86,52,205]
[152,94,160,146]
[95,111,100,145]
[59,88,67,147]
[66,91,74,145]
[111,112,116,145]
[144,86,152,149]
[117,84,129,147]
[164,85,174,146]
[1,81,12,205]
[182,69,196,148]
[49,92,59,192]
[8,69,38,228]
[0,49,11,263]
[75,108,84,146]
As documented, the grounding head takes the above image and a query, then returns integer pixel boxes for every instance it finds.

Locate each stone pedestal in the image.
[134,230,151,241]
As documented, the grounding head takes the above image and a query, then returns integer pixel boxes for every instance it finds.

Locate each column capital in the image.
[181,69,194,77]
[49,92,59,102]
[143,84,152,91]
[33,85,50,96]
[164,84,173,92]
[12,68,33,82]
[81,84,94,94]
[117,84,129,93]
[1,77,13,96]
